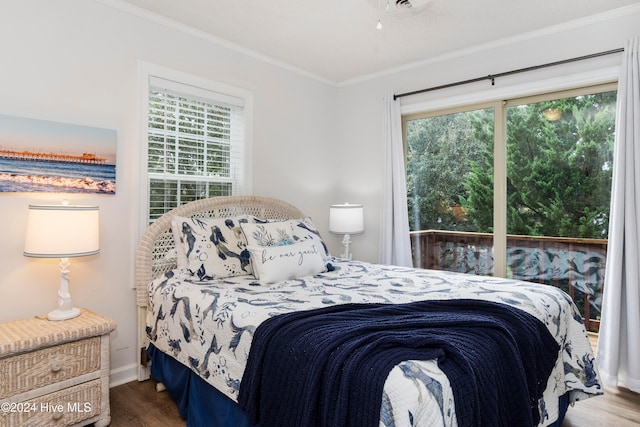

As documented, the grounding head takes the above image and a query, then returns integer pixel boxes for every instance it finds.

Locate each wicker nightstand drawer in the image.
[0,309,116,427]
[0,378,101,427]
[0,337,100,399]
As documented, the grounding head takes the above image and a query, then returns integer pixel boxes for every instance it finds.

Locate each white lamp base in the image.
[48,307,81,321]
[340,234,353,260]
[47,257,81,321]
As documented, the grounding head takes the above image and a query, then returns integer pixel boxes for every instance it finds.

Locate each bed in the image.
[135,195,603,427]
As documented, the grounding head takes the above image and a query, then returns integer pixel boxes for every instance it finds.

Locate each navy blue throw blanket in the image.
[238,299,560,427]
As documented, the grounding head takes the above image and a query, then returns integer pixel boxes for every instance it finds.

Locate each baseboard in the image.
[109,362,139,387]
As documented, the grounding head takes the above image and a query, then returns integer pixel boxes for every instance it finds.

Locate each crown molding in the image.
[95,0,336,86]
[339,3,640,87]
[96,0,639,88]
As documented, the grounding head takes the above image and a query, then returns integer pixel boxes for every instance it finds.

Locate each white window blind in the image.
[147,77,246,222]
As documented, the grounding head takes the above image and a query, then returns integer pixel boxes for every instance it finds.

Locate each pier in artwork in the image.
[0,149,108,165]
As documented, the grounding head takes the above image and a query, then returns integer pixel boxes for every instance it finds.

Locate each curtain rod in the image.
[393,47,624,101]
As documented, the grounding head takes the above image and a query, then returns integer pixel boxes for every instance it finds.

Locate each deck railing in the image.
[410,230,607,332]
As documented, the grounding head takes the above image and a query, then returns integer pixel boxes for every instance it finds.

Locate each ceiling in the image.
[114,0,639,84]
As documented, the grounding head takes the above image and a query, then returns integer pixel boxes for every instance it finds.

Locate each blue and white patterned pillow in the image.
[171,215,253,280]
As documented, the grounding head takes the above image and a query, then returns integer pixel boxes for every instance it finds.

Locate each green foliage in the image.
[406,91,616,239]
[502,92,615,238]
[406,108,493,231]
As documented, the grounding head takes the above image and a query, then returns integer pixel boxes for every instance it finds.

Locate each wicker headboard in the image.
[135,195,305,308]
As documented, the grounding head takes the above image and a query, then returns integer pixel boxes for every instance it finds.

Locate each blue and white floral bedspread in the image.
[147,259,602,427]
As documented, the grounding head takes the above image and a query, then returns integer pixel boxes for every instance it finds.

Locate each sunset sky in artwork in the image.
[0,114,116,164]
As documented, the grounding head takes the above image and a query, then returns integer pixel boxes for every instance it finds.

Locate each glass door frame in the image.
[402,82,617,278]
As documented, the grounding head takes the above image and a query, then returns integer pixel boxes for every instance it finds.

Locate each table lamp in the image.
[329,203,364,260]
[24,203,100,321]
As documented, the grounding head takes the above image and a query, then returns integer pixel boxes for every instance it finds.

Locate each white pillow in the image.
[240,220,297,247]
[288,217,330,261]
[171,215,253,280]
[241,217,330,260]
[247,239,327,284]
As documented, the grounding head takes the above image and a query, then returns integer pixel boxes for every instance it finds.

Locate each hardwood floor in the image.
[109,379,185,427]
[562,386,640,427]
[561,334,640,426]
[107,378,640,426]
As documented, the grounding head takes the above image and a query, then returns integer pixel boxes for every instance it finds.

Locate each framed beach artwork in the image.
[0,114,116,194]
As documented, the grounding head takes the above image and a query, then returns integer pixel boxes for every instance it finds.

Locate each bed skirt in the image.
[147,344,569,427]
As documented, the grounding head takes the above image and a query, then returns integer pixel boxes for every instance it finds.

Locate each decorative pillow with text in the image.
[241,217,330,260]
[289,217,330,261]
[247,239,327,284]
[240,221,297,248]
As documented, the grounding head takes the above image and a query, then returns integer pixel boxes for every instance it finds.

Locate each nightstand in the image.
[0,309,116,427]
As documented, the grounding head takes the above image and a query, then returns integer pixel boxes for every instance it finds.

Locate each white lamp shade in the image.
[24,205,100,258]
[329,203,364,234]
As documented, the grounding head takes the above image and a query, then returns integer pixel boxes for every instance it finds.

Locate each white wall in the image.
[0,0,638,385]
[0,0,338,384]
[335,5,640,263]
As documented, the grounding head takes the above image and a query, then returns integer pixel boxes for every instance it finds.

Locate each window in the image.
[503,89,615,330]
[504,90,616,240]
[405,104,496,274]
[405,83,616,331]
[140,64,252,224]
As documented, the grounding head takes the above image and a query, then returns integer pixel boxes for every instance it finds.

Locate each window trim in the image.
[136,61,253,234]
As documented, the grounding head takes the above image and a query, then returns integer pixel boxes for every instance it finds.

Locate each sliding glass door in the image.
[405,83,616,331]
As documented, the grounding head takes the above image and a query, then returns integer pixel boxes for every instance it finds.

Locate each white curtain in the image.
[597,36,640,393]
[379,94,413,267]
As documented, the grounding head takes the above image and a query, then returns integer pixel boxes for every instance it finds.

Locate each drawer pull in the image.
[51,362,62,372]
[52,411,64,421]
